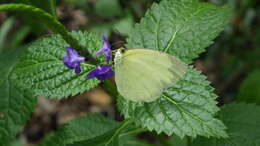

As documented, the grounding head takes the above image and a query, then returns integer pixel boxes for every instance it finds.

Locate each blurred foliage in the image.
[199,0,260,102]
[0,17,29,52]
[192,103,260,146]
[0,0,56,35]
[1,0,57,16]
[95,0,122,18]
[238,70,260,105]
[0,0,259,145]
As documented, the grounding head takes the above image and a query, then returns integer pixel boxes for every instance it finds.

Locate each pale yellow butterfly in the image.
[114,48,187,102]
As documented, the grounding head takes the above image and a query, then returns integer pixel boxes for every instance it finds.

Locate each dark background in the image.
[0,0,259,145]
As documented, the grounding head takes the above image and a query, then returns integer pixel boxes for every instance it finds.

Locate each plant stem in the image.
[105,119,132,146]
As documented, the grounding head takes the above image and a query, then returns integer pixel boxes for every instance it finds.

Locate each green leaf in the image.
[89,15,134,36]
[11,0,57,16]
[192,103,260,146]
[118,0,229,139]
[70,121,149,146]
[0,4,82,51]
[0,17,14,51]
[12,31,102,99]
[117,66,227,138]
[0,16,30,51]
[162,135,188,146]
[126,0,231,64]
[238,70,260,105]
[70,120,134,146]
[95,0,122,18]
[0,49,36,144]
[113,15,134,36]
[118,135,153,146]
[29,0,57,17]
[40,114,121,146]
[8,25,30,50]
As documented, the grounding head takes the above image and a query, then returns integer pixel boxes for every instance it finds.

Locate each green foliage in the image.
[67,121,149,146]
[118,0,231,139]
[192,103,260,146]
[126,0,231,64]
[12,31,102,99]
[40,114,148,146]
[238,70,260,105]
[0,4,82,51]
[0,49,36,145]
[9,0,57,16]
[118,135,153,146]
[40,114,128,146]
[28,0,57,17]
[70,120,133,146]
[0,17,30,53]
[95,0,122,18]
[90,15,134,36]
[118,66,227,138]
[163,136,188,146]
[0,17,14,51]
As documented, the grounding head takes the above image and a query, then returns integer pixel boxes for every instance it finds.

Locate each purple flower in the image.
[96,35,111,63]
[63,46,85,74]
[87,65,113,80]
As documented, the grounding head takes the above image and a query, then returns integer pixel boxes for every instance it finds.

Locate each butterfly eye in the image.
[121,49,126,53]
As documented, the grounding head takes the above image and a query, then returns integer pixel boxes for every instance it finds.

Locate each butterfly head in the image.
[114,48,125,63]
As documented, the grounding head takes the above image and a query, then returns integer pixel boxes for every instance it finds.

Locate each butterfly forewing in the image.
[115,49,187,102]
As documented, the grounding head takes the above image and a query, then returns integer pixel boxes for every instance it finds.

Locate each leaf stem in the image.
[119,128,147,138]
[105,119,132,146]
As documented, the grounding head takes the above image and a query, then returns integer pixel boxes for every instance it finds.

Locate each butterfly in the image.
[114,48,187,102]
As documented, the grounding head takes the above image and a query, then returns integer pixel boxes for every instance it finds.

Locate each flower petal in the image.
[63,56,74,69]
[86,68,100,78]
[95,47,105,55]
[98,65,112,74]
[65,46,76,56]
[96,70,114,80]
[75,64,81,74]
[63,46,85,74]
[105,49,111,63]
[102,35,111,49]
[95,35,111,63]
[86,65,113,80]
[102,70,114,79]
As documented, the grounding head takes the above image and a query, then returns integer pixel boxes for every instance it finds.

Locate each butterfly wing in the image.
[115,49,187,102]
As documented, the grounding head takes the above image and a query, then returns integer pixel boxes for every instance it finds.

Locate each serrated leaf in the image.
[0,49,36,144]
[126,0,231,64]
[40,114,122,146]
[12,31,103,99]
[117,66,227,138]
[70,121,149,146]
[70,120,135,146]
[118,0,229,139]
[192,103,260,146]
[238,70,260,105]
